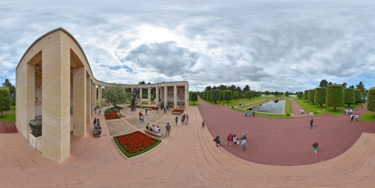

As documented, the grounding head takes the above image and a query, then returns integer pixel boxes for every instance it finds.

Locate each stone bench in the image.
[144,129,163,138]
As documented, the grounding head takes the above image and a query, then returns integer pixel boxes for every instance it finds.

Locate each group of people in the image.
[299,109,305,114]
[214,131,247,151]
[146,123,161,133]
[244,110,256,117]
[345,107,359,122]
[93,118,102,137]
[94,105,102,115]
[181,114,189,125]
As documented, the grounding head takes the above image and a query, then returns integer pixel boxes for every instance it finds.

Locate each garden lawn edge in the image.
[112,131,162,159]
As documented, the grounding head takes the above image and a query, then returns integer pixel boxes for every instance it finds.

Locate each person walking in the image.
[139,111,142,121]
[175,116,178,126]
[185,114,189,125]
[145,108,148,116]
[312,142,319,154]
[310,118,314,129]
[252,111,255,117]
[241,138,247,151]
[94,106,97,114]
[202,120,205,128]
[355,113,359,122]
[213,136,221,147]
[166,123,171,137]
[164,107,166,114]
[244,110,247,117]
[97,119,100,128]
[181,114,185,125]
[350,114,354,122]
[98,108,101,115]
[242,131,247,140]
[227,134,233,146]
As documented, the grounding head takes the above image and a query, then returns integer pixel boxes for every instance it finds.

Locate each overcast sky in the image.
[1,0,374,92]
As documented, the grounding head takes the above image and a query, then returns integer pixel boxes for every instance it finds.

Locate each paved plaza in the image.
[1,104,375,187]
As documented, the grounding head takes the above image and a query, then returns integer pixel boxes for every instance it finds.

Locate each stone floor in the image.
[0,106,375,187]
[106,119,136,136]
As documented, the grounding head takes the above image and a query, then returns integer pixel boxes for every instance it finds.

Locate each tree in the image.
[344,88,356,107]
[285,91,290,97]
[296,92,303,99]
[314,87,326,107]
[342,82,347,89]
[207,91,212,101]
[191,92,198,104]
[355,89,362,103]
[233,91,239,100]
[356,81,366,100]
[264,91,270,96]
[308,89,315,104]
[0,87,10,117]
[243,85,250,92]
[367,87,375,112]
[211,90,221,103]
[319,79,329,87]
[205,86,212,91]
[303,90,308,100]
[223,90,232,103]
[103,86,128,107]
[326,85,344,111]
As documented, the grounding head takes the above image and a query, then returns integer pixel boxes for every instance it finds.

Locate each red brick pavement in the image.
[198,99,375,165]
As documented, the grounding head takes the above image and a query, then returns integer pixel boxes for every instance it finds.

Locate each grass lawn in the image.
[10,106,15,111]
[189,100,201,106]
[284,97,291,114]
[359,113,375,122]
[239,99,272,109]
[201,97,270,106]
[293,98,344,116]
[0,113,16,122]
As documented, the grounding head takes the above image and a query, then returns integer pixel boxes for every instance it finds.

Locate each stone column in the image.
[185,84,189,107]
[73,67,86,137]
[98,85,102,108]
[131,87,133,94]
[41,42,70,162]
[139,87,143,105]
[155,86,159,106]
[174,85,177,108]
[148,87,151,106]
[92,83,95,114]
[164,85,167,108]
[25,64,35,140]
[86,77,91,125]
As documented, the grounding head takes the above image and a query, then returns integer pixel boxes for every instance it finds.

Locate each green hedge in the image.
[367,87,375,112]
[211,90,221,103]
[344,88,356,107]
[355,89,362,103]
[304,90,309,100]
[0,87,10,115]
[223,90,232,102]
[326,85,344,111]
[104,106,123,113]
[308,89,315,104]
[314,87,326,107]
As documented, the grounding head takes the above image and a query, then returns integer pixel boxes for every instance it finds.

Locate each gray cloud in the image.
[0,0,375,91]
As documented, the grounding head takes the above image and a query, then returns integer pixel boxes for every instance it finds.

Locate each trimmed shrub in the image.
[308,89,315,104]
[191,92,198,104]
[207,91,212,101]
[296,92,303,100]
[233,91,239,100]
[314,87,326,107]
[304,90,309,100]
[367,87,375,112]
[0,87,10,116]
[220,91,224,100]
[211,90,221,103]
[326,85,344,111]
[355,89,362,103]
[344,88,356,107]
[223,90,232,103]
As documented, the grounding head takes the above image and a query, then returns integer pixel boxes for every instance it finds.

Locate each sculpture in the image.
[131,89,137,111]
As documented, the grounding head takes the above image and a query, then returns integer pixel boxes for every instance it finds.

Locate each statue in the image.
[131,90,137,111]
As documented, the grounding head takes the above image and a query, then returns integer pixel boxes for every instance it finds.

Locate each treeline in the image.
[295,80,368,110]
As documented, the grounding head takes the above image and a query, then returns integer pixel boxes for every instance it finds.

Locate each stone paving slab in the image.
[106,119,135,136]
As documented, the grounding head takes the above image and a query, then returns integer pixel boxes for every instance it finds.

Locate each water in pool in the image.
[248,100,285,114]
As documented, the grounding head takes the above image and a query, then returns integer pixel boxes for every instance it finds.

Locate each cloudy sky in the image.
[1,0,374,92]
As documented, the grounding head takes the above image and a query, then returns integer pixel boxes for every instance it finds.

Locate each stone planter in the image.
[29,119,42,137]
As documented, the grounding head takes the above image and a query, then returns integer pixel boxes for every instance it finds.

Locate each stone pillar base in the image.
[29,134,43,152]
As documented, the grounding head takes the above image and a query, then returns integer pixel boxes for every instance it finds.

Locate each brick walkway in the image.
[198,99,375,165]
[0,106,375,187]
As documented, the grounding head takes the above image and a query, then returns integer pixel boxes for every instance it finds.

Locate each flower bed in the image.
[172,109,184,114]
[113,131,162,158]
[149,106,156,110]
[105,113,121,120]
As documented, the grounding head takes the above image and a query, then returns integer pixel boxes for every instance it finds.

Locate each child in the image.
[312,142,319,154]
[241,138,247,151]
[227,134,233,146]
